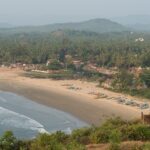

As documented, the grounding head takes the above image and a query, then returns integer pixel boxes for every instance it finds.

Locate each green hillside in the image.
[0,18,128,34]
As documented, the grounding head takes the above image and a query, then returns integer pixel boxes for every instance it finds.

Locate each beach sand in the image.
[0,68,145,125]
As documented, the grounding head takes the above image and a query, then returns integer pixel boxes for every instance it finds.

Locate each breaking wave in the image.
[0,107,48,134]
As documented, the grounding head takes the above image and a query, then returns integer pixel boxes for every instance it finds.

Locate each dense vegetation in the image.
[0,118,149,150]
[0,30,150,68]
[111,69,150,99]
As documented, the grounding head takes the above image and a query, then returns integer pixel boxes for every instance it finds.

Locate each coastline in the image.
[0,68,143,125]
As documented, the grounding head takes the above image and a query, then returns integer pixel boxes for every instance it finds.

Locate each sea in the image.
[0,91,88,139]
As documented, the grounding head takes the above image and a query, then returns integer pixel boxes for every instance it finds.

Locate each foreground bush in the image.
[0,118,149,150]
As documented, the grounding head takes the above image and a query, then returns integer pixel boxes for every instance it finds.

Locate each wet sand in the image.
[0,68,142,125]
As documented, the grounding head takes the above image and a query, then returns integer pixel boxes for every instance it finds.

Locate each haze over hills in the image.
[112,15,150,25]
[0,22,13,28]
[112,15,150,31]
[0,18,128,34]
[2,16,150,33]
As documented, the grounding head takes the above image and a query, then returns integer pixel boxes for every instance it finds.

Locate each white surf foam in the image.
[62,127,72,134]
[0,107,48,134]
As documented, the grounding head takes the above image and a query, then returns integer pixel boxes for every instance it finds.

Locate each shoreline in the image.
[0,68,145,125]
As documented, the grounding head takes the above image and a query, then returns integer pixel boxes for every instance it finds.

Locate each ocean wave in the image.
[0,107,48,134]
[62,127,72,134]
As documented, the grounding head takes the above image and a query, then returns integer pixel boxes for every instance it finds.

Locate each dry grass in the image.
[86,141,149,150]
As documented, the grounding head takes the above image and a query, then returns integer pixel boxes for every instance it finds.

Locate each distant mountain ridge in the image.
[0,18,128,34]
[44,18,128,33]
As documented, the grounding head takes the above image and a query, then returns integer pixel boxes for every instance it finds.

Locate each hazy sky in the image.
[0,0,149,25]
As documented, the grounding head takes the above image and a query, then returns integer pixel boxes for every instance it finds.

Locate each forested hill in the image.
[0,18,128,34]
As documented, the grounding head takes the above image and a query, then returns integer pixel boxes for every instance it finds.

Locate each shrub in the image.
[140,70,150,88]
[47,60,62,70]
[142,143,150,150]
[109,130,121,150]
[90,118,125,143]
[126,124,150,141]
[109,130,121,144]
[90,127,112,143]
[0,131,18,150]
[112,70,134,90]
[66,141,86,150]
[30,133,66,150]
[71,127,92,144]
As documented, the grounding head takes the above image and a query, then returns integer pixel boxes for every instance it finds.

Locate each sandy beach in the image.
[0,68,147,125]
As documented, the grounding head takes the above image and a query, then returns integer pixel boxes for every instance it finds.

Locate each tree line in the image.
[0,30,149,68]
